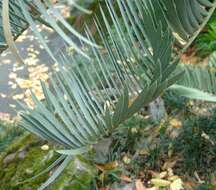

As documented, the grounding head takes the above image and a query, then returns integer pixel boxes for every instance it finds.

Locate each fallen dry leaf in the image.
[170,179,184,190]
[139,149,149,156]
[100,187,109,190]
[151,179,170,187]
[194,171,205,184]
[0,112,11,121]
[184,178,196,189]
[119,174,132,183]
[9,104,16,108]
[9,73,17,79]
[159,172,168,179]
[12,94,24,100]
[2,59,11,64]
[167,168,174,177]
[168,175,180,182]
[169,118,182,129]
[148,170,161,178]
[96,161,119,171]
[0,93,7,98]
[201,132,215,145]
[11,84,17,89]
[144,187,158,190]
[162,160,177,170]
[123,155,131,164]
[16,78,33,89]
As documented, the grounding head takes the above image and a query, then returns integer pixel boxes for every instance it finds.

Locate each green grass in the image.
[0,120,24,152]
[173,112,216,176]
[194,11,216,57]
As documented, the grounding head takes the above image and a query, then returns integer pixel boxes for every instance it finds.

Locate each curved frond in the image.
[160,0,216,50]
[208,51,216,67]
[169,64,216,102]
[20,0,181,153]
[18,1,216,188]
[0,1,30,53]
[0,0,97,61]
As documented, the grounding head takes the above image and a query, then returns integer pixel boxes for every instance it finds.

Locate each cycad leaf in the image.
[0,0,96,60]
[169,64,216,102]
[56,146,90,155]
[20,0,180,153]
[0,1,30,53]
[16,155,66,185]
[18,0,216,188]
[160,0,216,50]
[169,84,216,102]
[38,155,72,190]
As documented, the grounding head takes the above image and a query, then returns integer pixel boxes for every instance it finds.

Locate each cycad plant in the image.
[2,0,216,189]
[0,1,33,53]
[1,0,97,63]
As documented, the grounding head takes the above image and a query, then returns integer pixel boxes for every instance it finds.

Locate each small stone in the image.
[18,149,28,159]
[131,128,138,133]
[123,155,131,165]
[25,168,33,175]
[41,144,49,151]
[3,152,16,165]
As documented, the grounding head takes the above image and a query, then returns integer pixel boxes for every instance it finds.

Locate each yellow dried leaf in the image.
[11,84,17,89]
[168,168,174,177]
[170,118,182,129]
[144,187,158,190]
[8,81,14,85]
[148,170,160,178]
[0,93,7,98]
[13,65,24,71]
[96,161,119,171]
[194,171,205,184]
[119,174,132,183]
[12,94,24,100]
[151,179,170,187]
[9,72,17,79]
[123,155,131,164]
[16,78,33,89]
[170,179,184,190]
[139,149,149,156]
[100,187,109,190]
[168,176,180,182]
[3,59,11,64]
[184,179,196,189]
[159,171,168,179]
[162,160,177,170]
[9,104,16,108]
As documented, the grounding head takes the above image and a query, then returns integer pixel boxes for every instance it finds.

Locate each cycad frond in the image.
[160,0,216,50]
[1,0,96,61]
[20,0,180,151]
[208,51,216,67]
[0,1,31,53]
[169,64,216,102]
[18,0,216,189]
